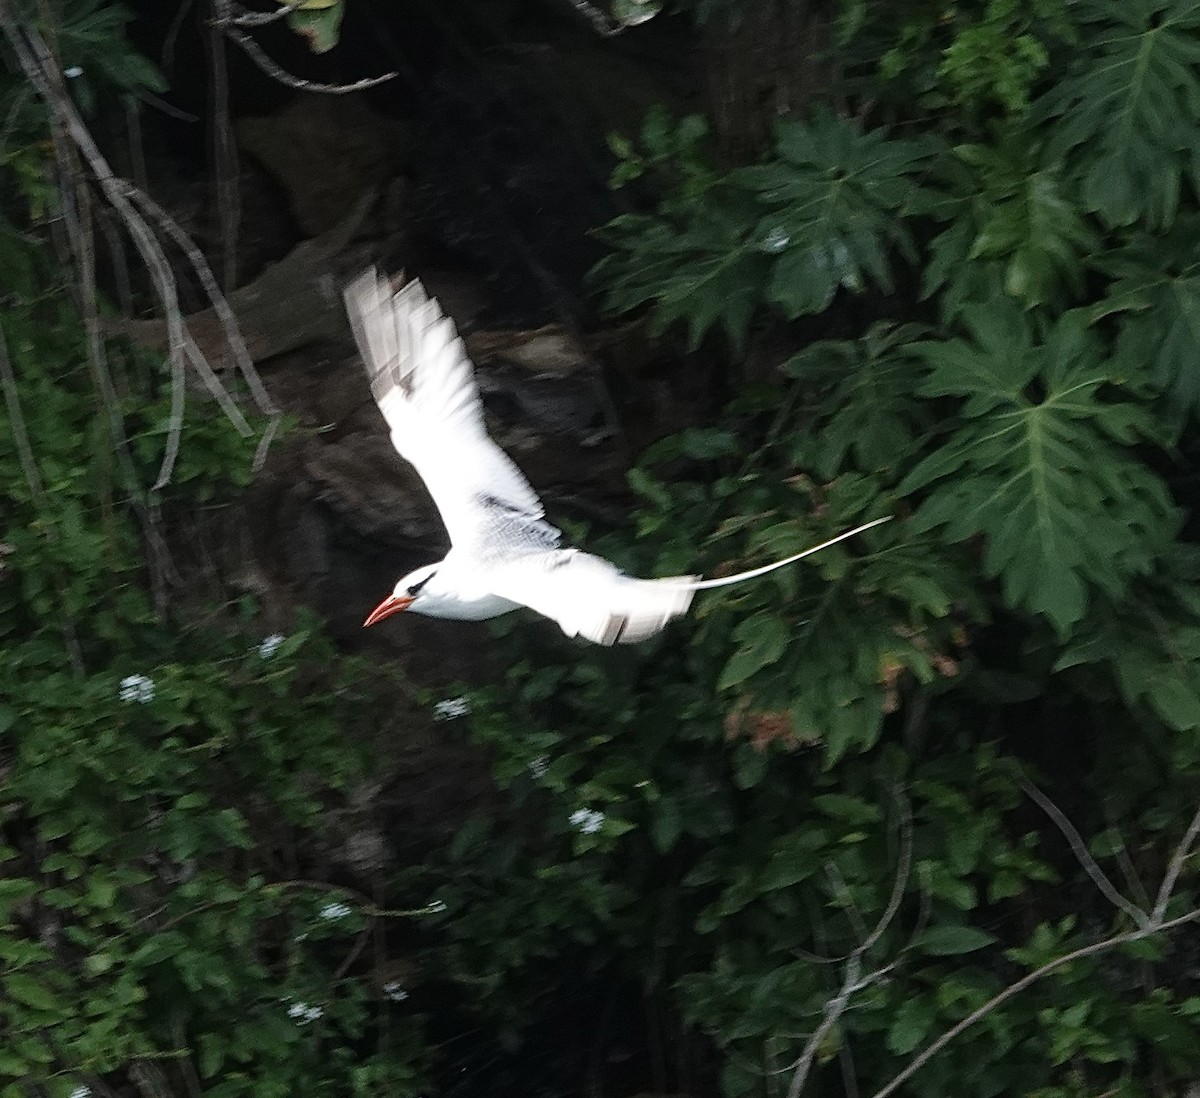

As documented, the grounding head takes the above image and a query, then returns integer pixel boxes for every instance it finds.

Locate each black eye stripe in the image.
[407,572,434,597]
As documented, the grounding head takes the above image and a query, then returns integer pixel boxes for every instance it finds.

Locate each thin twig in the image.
[785,795,913,1098]
[5,22,278,493]
[862,792,913,954]
[161,0,196,73]
[154,326,187,490]
[8,24,188,479]
[123,186,277,417]
[1152,804,1200,924]
[222,23,397,93]
[208,0,240,292]
[185,337,254,436]
[1019,773,1147,928]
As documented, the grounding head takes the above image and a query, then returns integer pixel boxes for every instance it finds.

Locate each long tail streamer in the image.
[677,515,893,590]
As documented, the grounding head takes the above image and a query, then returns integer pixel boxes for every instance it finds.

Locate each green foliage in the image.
[847,0,1071,118]
[422,0,1200,1094]
[926,138,1098,311]
[1034,0,1200,229]
[594,108,933,347]
[1092,214,1200,416]
[899,306,1177,633]
[10,1,1200,1096]
[0,243,431,1094]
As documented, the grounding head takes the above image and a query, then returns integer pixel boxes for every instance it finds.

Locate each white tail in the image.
[672,516,892,591]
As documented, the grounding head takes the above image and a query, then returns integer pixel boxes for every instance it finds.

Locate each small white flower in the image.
[383,980,409,1002]
[63,65,83,79]
[287,1001,323,1024]
[69,1087,90,1098]
[433,696,470,720]
[318,901,352,921]
[569,807,606,835]
[119,674,154,704]
[528,755,549,780]
[258,633,284,659]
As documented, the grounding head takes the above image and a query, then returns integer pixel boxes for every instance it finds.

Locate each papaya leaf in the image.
[898,304,1178,634]
[737,109,933,318]
[785,322,931,478]
[1091,215,1200,413]
[926,140,1096,314]
[1034,0,1200,229]
[1057,562,1200,735]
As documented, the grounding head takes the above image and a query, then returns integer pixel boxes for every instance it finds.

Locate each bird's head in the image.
[363,564,438,627]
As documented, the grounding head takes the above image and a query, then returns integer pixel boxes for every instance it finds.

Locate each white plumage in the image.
[345,268,888,645]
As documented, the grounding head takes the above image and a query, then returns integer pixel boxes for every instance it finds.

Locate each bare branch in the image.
[862,792,913,954]
[206,1,240,292]
[785,794,913,1098]
[154,331,187,490]
[1019,773,1148,928]
[122,186,278,418]
[3,19,280,477]
[185,337,254,437]
[1152,804,1200,924]
[221,22,397,94]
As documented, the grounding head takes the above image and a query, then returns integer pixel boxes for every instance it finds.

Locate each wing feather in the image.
[489,550,697,646]
[345,268,546,549]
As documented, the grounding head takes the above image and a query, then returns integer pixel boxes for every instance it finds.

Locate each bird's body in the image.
[344,268,887,645]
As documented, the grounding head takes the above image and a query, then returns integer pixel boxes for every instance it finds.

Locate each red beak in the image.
[363,593,415,627]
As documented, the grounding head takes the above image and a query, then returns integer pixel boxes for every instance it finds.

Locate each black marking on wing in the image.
[479,493,545,524]
[474,493,563,559]
[600,614,629,646]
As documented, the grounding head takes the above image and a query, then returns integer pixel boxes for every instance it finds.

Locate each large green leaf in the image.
[898,304,1178,633]
[736,109,932,317]
[594,108,933,348]
[1057,558,1200,735]
[1034,0,1200,228]
[1091,215,1200,413]
[592,209,766,349]
[924,140,1097,315]
[961,144,1097,308]
[786,322,931,477]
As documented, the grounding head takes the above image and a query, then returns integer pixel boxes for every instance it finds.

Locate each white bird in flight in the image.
[345,268,889,645]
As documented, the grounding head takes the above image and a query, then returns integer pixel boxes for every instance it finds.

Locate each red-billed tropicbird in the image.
[345,268,889,645]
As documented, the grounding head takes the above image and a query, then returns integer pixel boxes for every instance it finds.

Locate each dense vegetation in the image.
[3,1,1200,1097]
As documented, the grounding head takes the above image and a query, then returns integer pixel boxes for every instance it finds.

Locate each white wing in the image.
[490,550,698,645]
[345,268,547,550]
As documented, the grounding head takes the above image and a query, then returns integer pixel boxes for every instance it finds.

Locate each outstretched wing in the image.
[490,550,698,645]
[345,268,548,551]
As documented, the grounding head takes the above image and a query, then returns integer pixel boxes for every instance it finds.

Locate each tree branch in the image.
[1019,772,1147,928]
